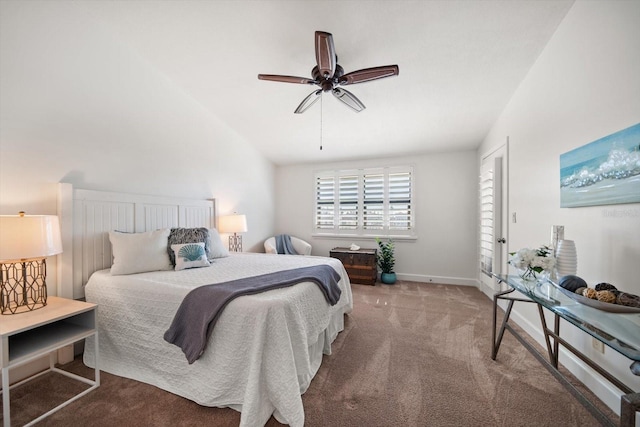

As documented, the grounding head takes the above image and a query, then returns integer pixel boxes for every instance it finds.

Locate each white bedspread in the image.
[83,253,353,427]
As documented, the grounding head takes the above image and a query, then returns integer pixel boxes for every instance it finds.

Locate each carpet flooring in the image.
[2,281,617,426]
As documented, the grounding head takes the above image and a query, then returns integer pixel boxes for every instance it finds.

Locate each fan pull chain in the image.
[319,93,323,151]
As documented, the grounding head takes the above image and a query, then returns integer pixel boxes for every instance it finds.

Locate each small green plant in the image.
[376,237,395,273]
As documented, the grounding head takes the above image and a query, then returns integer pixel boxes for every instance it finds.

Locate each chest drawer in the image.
[335,252,376,267]
[330,247,377,286]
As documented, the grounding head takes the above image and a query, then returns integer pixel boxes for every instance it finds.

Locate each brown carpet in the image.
[3,281,616,426]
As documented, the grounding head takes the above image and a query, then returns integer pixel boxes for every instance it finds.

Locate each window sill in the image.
[311,233,417,241]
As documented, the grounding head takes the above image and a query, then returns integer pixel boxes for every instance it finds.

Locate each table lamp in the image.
[0,212,63,314]
[218,214,247,252]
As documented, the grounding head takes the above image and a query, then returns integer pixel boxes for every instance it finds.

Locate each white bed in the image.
[57,185,353,427]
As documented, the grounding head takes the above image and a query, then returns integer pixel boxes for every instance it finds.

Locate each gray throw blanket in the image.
[275,234,299,255]
[164,264,342,364]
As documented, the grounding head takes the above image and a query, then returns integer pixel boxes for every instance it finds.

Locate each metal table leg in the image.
[492,290,625,426]
[492,288,533,360]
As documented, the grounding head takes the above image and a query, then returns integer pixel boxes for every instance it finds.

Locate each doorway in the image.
[479,143,508,297]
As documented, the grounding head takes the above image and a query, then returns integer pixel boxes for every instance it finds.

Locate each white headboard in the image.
[57,183,216,299]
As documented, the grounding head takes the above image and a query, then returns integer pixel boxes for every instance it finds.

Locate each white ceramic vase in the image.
[555,239,577,278]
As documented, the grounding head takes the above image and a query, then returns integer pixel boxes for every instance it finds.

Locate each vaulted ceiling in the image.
[83,0,574,165]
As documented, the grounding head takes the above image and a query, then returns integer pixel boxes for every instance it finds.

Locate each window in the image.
[314,166,415,238]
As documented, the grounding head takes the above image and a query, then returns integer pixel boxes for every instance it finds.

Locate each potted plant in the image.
[376,237,396,284]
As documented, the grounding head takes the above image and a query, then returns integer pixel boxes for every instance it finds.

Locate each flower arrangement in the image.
[509,245,555,281]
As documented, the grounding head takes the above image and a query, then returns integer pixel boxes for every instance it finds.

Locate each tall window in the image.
[314,166,414,237]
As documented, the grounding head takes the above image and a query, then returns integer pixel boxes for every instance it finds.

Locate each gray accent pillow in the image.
[167,227,211,265]
[207,228,229,259]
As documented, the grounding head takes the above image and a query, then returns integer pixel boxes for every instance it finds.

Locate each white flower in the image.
[509,245,555,273]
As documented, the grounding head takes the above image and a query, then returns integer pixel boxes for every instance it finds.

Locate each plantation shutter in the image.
[339,174,358,230]
[315,175,335,230]
[314,166,414,237]
[363,173,384,230]
[388,171,412,230]
[479,169,494,276]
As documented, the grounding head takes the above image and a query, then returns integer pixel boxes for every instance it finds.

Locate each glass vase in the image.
[518,267,537,282]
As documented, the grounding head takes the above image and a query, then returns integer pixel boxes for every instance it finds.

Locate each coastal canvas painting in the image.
[560,122,640,208]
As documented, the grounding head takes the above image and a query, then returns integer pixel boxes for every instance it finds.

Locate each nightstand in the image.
[0,296,99,427]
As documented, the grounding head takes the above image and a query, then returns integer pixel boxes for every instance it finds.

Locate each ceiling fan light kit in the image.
[258,31,399,114]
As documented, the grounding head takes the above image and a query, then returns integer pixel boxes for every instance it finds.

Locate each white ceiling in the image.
[85,0,574,166]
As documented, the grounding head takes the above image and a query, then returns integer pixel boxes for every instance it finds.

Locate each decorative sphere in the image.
[595,282,617,292]
[596,290,616,304]
[559,275,587,292]
[583,288,597,299]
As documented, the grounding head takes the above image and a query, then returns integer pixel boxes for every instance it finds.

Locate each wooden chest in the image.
[330,247,377,286]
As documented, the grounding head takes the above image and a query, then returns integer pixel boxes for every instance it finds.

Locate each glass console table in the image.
[492,274,640,427]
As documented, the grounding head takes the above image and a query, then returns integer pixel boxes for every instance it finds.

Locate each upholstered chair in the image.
[264,236,312,255]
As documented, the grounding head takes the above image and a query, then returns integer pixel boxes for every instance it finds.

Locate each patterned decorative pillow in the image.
[167,227,211,265]
[171,242,211,271]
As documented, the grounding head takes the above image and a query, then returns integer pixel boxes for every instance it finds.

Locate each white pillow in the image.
[109,229,172,275]
[172,242,211,271]
[207,228,229,259]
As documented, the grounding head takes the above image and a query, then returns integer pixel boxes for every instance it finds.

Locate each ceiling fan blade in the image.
[294,90,322,114]
[258,74,317,85]
[338,65,399,85]
[315,31,336,79]
[332,88,365,113]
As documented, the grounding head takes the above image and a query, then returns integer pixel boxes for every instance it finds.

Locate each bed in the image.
[57,184,353,427]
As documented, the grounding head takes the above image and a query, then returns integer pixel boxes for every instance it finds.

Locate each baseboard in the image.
[0,343,84,386]
[478,279,500,298]
[398,273,478,287]
[507,307,623,416]
[0,355,50,386]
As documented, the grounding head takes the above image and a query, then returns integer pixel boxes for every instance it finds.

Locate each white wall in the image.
[479,0,640,413]
[275,150,478,285]
[0,1,276,293]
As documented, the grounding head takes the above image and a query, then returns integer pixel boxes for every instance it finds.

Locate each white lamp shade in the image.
[0,215,63,261]
[218,214,248,233]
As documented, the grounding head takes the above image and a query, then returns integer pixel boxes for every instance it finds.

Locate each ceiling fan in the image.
[258,31,399,114]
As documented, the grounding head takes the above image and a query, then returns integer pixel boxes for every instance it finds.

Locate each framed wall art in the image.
[560,122,640,208]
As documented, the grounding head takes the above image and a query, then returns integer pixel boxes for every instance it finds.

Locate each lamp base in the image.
[229,233,243,252]
[1,259,48,315]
